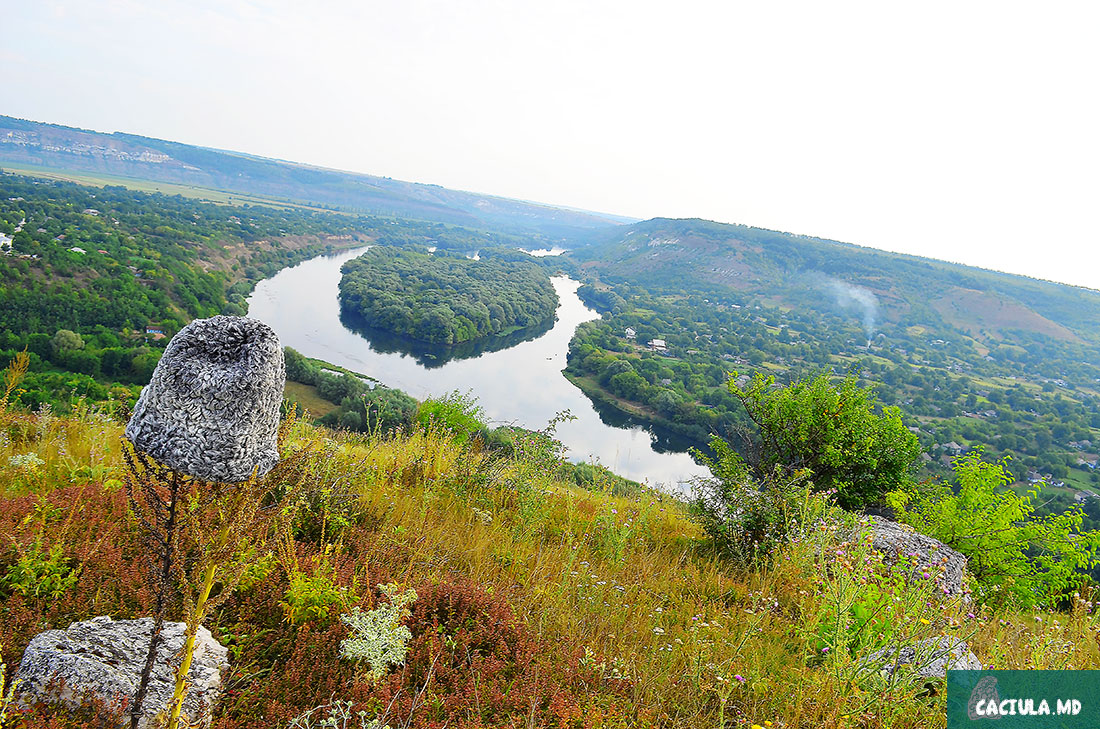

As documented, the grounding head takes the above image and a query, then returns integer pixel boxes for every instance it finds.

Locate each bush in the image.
[728,372,920,509]
[887,451,1100,608]
[691,435,822,564]
[416,391,486,445]
[0,538,80,601]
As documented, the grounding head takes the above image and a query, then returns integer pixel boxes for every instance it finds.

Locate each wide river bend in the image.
[247,247,706,491]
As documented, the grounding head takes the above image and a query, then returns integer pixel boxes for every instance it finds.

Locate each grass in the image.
[0,164,342,214]
[2,403,1100,728]
[285,381,340,419]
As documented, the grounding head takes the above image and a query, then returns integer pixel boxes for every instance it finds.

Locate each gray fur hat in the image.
[125,316,286,482]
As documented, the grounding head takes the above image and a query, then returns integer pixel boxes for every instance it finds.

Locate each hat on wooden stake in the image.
[125,316,285,482]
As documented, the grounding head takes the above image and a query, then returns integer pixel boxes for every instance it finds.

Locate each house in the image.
[83,208,100,216]
[649,339,667,352]
[69,247,86,254]
[1076,455,1099,470]
[145,326,166,340]
[624,327,636,340]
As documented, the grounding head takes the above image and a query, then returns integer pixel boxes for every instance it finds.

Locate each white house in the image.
[624,327,636,339]
[649,339,667,352]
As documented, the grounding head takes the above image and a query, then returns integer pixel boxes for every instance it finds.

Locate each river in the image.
[247,246,707,492]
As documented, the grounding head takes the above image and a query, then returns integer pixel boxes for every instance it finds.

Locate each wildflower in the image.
[734,674,745,683]
[652,627,665,635]
[919,618,931,625]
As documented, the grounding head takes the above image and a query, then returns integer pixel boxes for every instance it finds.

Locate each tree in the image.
[888,451,1100,608]
[727,372,920,509]
[50,329,84,356]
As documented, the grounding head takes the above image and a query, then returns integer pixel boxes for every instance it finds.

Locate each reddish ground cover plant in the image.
[370,578,580,728]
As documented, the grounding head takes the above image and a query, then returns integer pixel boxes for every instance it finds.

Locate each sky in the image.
[5,1,1099,289]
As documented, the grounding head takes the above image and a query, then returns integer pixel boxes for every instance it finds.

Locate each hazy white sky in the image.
[4,1,1099,289]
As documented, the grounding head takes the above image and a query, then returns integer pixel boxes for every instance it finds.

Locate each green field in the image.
[0,163,330,212]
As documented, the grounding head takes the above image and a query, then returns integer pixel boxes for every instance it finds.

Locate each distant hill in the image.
[573,217,1100,347]
[0,115,631,238]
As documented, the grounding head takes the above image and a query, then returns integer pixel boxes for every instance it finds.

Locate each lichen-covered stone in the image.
[865,636,982,679]
[125,316,285,482]
[13,616,228,729]
[868,515,969,600]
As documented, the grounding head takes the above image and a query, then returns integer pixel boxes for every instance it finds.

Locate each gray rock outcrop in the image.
[14,615,228,728]
[125,316,285,482]
[865,636,982,679]
[867,515,969,600]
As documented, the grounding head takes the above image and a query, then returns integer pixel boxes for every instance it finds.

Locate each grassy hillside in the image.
[2,399,1098,728]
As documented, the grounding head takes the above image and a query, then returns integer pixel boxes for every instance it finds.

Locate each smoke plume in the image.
[825,278,879,340]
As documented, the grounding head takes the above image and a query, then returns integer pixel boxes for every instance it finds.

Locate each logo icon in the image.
[969,676,1001,720]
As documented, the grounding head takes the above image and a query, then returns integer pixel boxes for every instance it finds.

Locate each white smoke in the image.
[825,278,879,340]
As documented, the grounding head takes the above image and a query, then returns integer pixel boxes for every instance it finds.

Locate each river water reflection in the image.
[247,246,707,491]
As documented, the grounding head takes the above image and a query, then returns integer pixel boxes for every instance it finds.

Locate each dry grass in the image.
[2,406,1100,728]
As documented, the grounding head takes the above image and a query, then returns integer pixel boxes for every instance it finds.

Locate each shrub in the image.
[371,578,576,727]
[415,391,486,445]
[282,570,356,627]
[0,538,80,601]
[691,435,821,564]
[887,451,1100,608]
[727,372,920,509]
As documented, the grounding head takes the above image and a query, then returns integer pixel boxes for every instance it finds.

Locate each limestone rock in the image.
[125,316,285,482]
[867,515,969,599]
[13,615,228,728]
[865,636,982,680]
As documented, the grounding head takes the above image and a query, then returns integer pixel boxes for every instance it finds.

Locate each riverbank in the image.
[563,370,712,455]
[248,249,708,487]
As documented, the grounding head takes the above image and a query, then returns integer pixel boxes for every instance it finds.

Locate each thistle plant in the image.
[339,583,417,681]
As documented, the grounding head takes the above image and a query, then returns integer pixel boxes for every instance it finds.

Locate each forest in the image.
[0,174,366,411]
[338,247,558,345]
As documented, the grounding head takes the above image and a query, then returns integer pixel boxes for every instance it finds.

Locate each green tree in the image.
[888,451,1100,608]
[728,372,920,509]
[50,329,84,356]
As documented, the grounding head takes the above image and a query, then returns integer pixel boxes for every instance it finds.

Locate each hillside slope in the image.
[0,116,630,238]
[2,405,1098,728]
[573,218,1100,345]
[565,218,1100,490]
